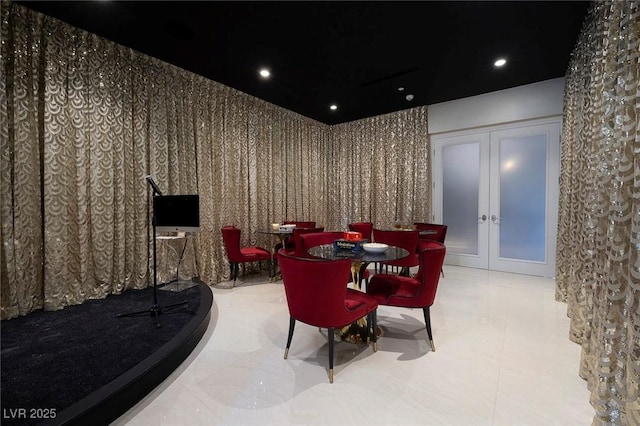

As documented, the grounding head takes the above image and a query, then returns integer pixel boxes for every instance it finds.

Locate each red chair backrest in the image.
[299,231,343,258]
[278,250,355,328]
[284,220,316,228]
[373,229,419,253]
[410,240,446,306]
[348,222,373,241]
[221,226,242,261]
[372,228,420,267]
[291,227,325,256]
[414,223,447,243]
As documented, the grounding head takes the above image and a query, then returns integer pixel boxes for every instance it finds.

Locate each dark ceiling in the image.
[17,1,591,125]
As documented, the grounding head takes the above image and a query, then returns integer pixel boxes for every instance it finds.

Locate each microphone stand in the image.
[117,179,188,328]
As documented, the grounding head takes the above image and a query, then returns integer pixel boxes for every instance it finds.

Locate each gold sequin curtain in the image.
[0,4,327,318]
[556,1,640,423]
[1,4,431,319]
[328,108,430,231]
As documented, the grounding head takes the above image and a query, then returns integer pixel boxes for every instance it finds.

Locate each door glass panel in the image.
[498,135,547,261]
[443,142,479,255]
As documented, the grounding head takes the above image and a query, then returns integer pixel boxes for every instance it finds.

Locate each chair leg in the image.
[328,327,335,384]
[230,262,240,282]
[366,312,371,344]
[423,306,435,351]
[366,311,378,352]
[284,316,296,359]
[229,262,235,281]
[440,268,445,277]
[372,309,378,352]
[258,260,268,276]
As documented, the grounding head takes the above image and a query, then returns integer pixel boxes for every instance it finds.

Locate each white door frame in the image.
[432,117,561,277]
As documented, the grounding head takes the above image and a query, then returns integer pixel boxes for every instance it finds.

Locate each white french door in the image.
[432,119,560,277]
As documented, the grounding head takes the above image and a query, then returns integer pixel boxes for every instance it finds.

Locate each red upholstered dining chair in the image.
[290,227,325,257]
[348,222,373,242]
[298,231,343,258]
[372,228,419,276]
[366,240,446,352]
[221,226,271,284]
[414,222,448,243]
[277,250,378,383]
[299,232,371,288]
[414,222,447,276]
[275,220,318,252]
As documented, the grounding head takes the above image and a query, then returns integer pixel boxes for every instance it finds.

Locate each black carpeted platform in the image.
[1,282,212,426]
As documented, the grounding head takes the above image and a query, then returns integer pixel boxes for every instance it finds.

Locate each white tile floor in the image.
[114,265,594,425]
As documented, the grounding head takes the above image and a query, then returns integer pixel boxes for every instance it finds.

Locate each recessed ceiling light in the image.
[329,104,338,111]
[398,87,405,91]
[494,58,507,67]
[259,68,270,78]
[405,94,414,101]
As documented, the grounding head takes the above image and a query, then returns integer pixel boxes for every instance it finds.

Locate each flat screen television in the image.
[153,195,200,233]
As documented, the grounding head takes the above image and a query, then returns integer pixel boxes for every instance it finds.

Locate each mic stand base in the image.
[117,301,189,328]
[160,279,198,292]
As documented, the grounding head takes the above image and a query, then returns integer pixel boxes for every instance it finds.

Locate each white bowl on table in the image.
[362,243,388,253]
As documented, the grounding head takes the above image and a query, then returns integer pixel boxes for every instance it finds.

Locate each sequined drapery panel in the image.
[556,1,640,423]
[328,107,430,231]
[1,5,45,318]
[1,4,431,319]
[0,4,325,317]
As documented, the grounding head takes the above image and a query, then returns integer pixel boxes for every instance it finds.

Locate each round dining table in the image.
[307,243,409,344]
[307,244,409,290]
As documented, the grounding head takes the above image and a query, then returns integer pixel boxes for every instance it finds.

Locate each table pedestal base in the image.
[339,321,368,344]
[338,317,381,347]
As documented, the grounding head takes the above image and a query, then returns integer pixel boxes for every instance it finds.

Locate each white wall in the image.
[428,78,565,134]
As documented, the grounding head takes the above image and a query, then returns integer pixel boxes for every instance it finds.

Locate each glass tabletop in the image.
[307,244,409,263]
[256,229,293,235]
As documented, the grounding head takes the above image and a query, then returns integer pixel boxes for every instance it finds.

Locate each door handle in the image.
[478,214,487,222]
[491,215,501,223]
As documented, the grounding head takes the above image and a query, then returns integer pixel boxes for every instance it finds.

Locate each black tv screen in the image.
[153,195,200,233]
